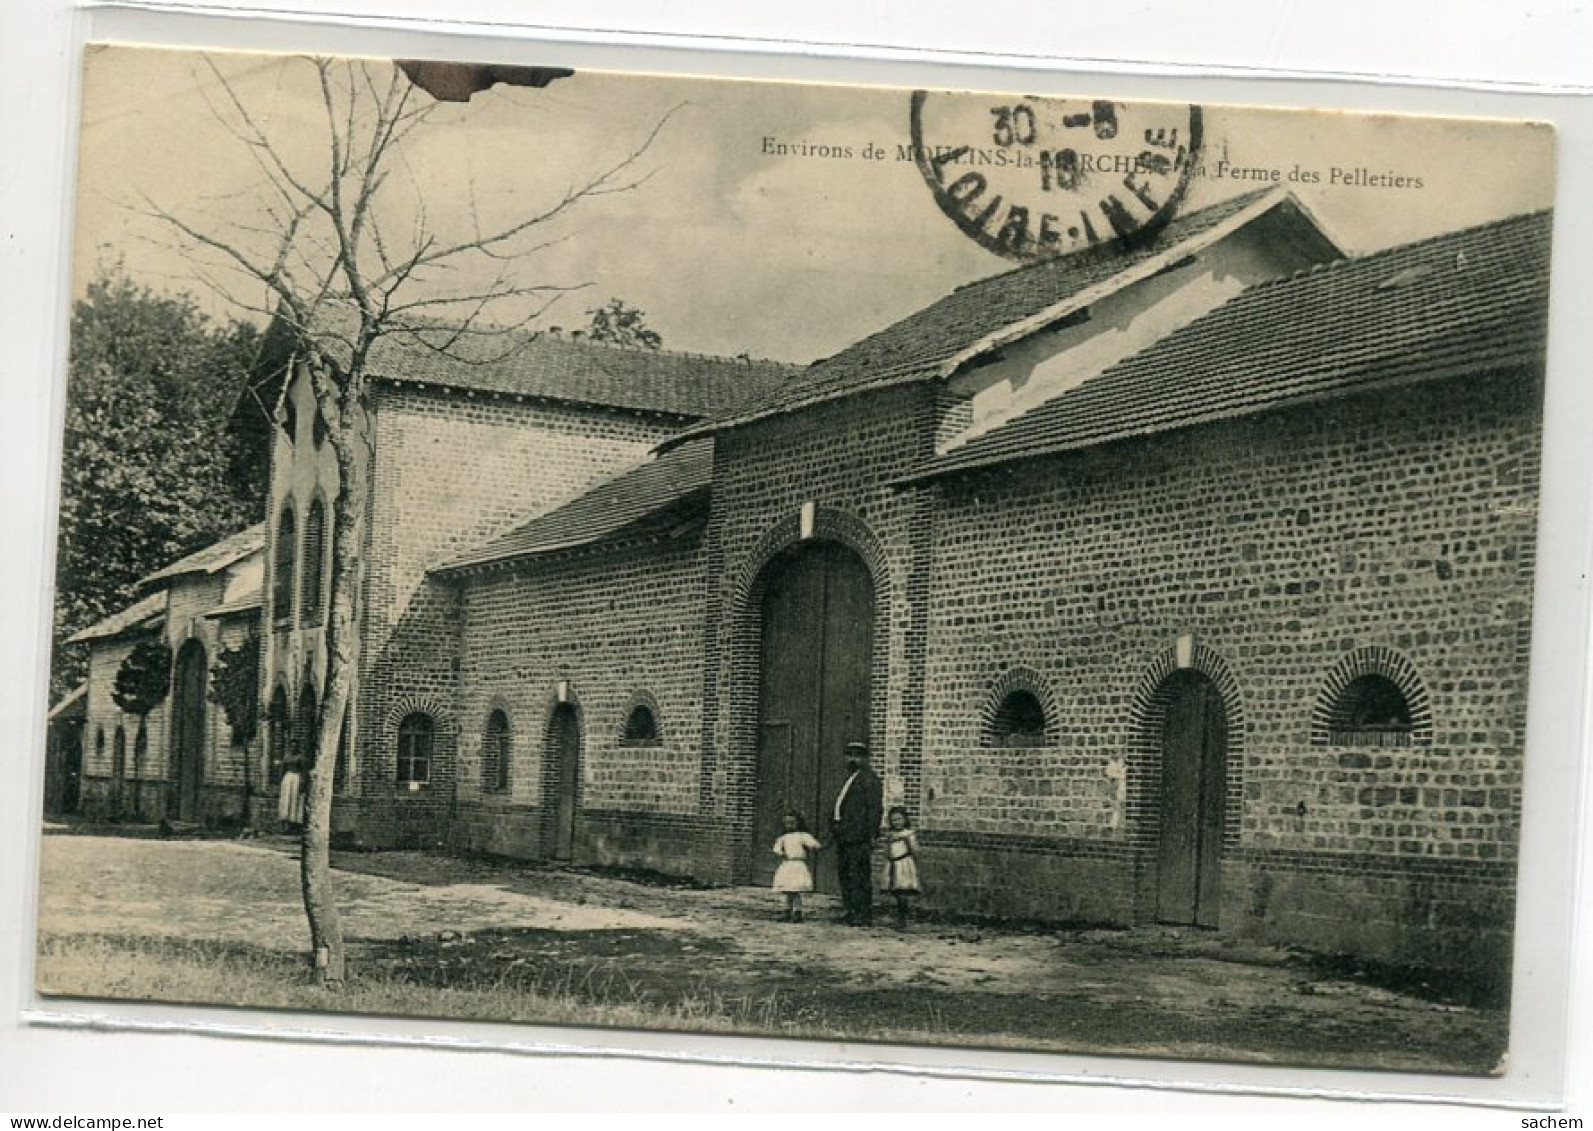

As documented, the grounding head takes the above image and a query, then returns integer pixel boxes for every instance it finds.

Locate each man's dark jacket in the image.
[832,766,884,845]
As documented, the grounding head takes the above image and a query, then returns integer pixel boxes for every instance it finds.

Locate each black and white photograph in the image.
[33,43,1559,1078]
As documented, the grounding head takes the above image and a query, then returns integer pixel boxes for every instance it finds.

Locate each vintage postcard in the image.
[37,43,1556,1076]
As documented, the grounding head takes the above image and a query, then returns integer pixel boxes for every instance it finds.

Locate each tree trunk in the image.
[300,358,366,986]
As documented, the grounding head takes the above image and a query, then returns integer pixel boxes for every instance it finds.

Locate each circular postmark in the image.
[909,91,1202,262]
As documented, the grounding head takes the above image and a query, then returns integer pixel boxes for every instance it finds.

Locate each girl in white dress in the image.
[771,811,822,923]
[277,757,306,832]
[883,805,920,930]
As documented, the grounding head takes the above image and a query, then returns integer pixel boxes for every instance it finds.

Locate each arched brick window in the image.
[620,693,662,746]
[267,685,290,785]
[272,504,296,627]
[1327,675,1413,746]
[1313,647,1432,748]
[295,682,319,767]
[300,497,326,628]
[397,713,434,786]
[482,709,511,793]
[991,689,1047,747]
[133,719,148,776]
[111,725,127,814]
[981,667,1057,748]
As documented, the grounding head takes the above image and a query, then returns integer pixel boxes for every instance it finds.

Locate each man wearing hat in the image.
[831,741,884,926]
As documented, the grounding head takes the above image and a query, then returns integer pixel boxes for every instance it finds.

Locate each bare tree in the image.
[147,55,670,985]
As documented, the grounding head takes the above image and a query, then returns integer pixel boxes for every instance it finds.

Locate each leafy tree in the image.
[112,639,172,717]
[210,635,262,810]
[209,636,262,747]
[52,269,263,699]
[584,297,662,350]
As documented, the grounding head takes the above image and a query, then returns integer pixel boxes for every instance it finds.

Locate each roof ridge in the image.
[956,186,1282,291]
[389,312,798,368]
[911,207,1552,481]
[308,308,799,418]
[1112,219,1551,372]
[667,188,1310,444]
[543,332,798,367]
[138,522,267,588]
[1238,207,1550,295]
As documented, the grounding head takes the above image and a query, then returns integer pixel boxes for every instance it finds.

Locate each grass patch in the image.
[35,932,836,1038]
[35,930,1506,1074]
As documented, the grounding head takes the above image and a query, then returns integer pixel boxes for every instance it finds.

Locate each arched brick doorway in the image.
[110,725,127,818]
[1154,669,1228,927]
[543,703,581,861]
[58,721,84,814]
[170,639,209,822]
[753,540,875,892]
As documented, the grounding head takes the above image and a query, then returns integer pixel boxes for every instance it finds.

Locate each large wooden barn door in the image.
[1155,671,1227,927]
[545,704,581,861]
[754,542,874,893]
[170,640,208,823]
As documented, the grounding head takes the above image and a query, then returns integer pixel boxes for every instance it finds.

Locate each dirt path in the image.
[34,827,1507,1073]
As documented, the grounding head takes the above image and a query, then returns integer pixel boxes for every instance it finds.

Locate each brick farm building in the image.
[56,188,1551,987]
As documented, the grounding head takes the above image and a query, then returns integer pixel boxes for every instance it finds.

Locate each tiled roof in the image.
[305,309,798,420]
[916,208,1552,480]
[435,438,715,574]
[140,524,265,588]
[673,188,1303,439]
[65,591,166,645]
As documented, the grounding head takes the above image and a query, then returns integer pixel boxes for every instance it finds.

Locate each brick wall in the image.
[355,384,682,845]
[162,573,258,824]
[697,384,939,882]
[198,611,263,822]
[78,631,169,821]
[920,369,1539,973]
[929,745,1121,837]
[261,362,351,820]
[261,319,1536,985]
[450,534,708,869]
[77,572,263,826]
